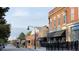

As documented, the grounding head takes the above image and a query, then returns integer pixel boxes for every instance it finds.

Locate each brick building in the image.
[25,35,34,48]
[25,26,49,48]
[25,29,39,48]
[48,7,79,44]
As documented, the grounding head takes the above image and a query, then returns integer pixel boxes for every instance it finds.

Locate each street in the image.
[2,44,35,51]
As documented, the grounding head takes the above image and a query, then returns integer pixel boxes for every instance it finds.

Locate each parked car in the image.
[2,44,5,48]
[0,43,3,50]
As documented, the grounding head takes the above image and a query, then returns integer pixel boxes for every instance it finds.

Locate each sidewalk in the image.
[31,47,46,51]
[35,47,46,51]
[22,46,46,51]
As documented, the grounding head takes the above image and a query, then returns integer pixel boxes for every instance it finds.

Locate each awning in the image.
[47,30,66,38]
[38,37,47,39]
[38,37,47,42]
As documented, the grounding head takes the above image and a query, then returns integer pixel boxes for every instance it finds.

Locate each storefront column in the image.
[66,27,72,50]
[66,27,72,42]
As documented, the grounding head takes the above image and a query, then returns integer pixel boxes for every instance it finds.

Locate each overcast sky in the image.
[5,7,52,40]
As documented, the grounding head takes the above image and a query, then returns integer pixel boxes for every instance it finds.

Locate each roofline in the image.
[48,7,65,18]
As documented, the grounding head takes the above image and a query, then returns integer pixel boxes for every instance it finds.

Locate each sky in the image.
[5,7,52,40]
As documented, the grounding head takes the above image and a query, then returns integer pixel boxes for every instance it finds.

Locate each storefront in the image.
[46,30,66,50]
[67,23,79,50]
[47,30,66,43]
[39,37,48,47]
[71,23,79,41]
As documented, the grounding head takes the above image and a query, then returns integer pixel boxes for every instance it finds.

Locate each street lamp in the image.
[27,26,37,49]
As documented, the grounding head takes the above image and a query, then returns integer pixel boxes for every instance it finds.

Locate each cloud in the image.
[11,8,30,17]
[6,7,51,39]
[14,11,29,17]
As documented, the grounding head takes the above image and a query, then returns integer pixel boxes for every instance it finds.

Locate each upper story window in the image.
[78,8,79,19]
[50,18,52,23]
[50,18,52,27]
[49,18,53,31]
[62,12,66,24]
[57,15,60,25]
[71,8,74,21]
[54,17,56,30]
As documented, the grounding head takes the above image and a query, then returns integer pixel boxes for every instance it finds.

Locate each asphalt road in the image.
[2,44,35,51]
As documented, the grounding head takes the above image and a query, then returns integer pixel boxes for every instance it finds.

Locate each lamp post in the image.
[27,26,37,49]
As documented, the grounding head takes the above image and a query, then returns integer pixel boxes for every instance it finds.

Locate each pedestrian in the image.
[74,40,78,51]
[66,42,69,50]
[16,41,19,48]
[23,42,25,48]
[71,41,73,50]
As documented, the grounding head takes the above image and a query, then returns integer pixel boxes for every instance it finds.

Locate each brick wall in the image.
[48,7,79,31]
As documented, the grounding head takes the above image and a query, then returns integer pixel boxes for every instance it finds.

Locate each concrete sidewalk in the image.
[36,47,46,51]
[31,47,46,51]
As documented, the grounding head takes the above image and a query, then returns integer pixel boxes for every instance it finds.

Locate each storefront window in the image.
[71,25,79,41]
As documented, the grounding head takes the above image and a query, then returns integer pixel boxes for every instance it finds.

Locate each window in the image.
[49,18,53,31]
[50,18,52,23]
[62,12,66,23]
[27,40,30,45]
[58,19,60,25]
[71,26,79,41]
[54,17,56,30]
[71,8,74,21]
[64,14,66,23]
[78,8,79,19]
[57,15,60,25]
[54,20,56,27]
[28,40,30,43]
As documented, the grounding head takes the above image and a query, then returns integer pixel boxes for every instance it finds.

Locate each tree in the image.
[0,7,10,43]
[27,31,32,35]
[17,32,25,41]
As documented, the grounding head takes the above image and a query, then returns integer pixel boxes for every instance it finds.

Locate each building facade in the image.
[25,29,39,48]
[25,35,34,48]
[37,25,49,47]
[48,7,79,43]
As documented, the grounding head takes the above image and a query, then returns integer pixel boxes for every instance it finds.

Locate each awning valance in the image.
[47,30,66,38]
[38,37,47,42]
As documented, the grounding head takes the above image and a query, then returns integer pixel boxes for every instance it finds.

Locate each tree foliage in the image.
[27,31,32,35]
[17,32,25,41]
[0,24,10,39]
[0,7,10,43]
